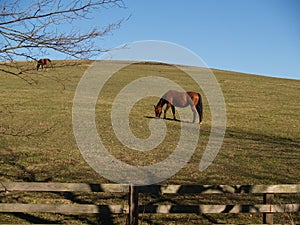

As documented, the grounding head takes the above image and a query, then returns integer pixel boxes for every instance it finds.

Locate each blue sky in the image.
[91,0,299,80]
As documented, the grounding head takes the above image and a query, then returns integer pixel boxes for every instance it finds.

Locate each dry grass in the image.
[0,60,299,224]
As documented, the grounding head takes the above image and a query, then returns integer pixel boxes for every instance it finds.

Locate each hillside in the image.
[0,60,299,223]
[0,60,299,184]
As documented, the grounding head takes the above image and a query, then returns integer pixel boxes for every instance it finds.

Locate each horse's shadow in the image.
[144,116,193,124]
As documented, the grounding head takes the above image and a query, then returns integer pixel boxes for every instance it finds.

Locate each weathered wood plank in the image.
[0,182,129,193]
[127,185,139,225]
[1,183,300,194]
[138,184,300,194]
[1,182,299,225]
[0,203,129,214]
[139,204,300,214]
[263,193,274,224]
[1,203,298,214]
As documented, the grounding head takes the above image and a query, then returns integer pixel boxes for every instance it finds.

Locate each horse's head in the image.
[154,105,162,118]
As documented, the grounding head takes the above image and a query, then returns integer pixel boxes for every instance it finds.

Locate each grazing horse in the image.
[154,90,203,123]
[37,58,52,71]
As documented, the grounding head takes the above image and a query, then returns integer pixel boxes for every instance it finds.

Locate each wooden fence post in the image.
[127,184,139,225]
[263,193,274,224]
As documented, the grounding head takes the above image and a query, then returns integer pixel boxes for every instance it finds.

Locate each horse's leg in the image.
[171,105,177,121]
[191,105,197,123]
[164,103,171,119]
[196,104,203,124]
[195,94,203,124]
[187,95,197,123]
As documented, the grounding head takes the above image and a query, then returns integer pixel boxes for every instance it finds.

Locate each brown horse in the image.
[37,58,52,71]
[154,90,203,123]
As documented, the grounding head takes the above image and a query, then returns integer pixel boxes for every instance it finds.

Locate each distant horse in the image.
[37,58,52,71]
[154,90,203,123]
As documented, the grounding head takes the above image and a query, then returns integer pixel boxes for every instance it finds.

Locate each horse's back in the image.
[162,90,189,107]
[38,58,51,64]
[162,90,176,100]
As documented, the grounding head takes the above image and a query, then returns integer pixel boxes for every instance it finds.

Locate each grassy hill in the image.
[0,60,299,224]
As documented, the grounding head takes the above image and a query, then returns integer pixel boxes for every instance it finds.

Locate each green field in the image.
[0,60,299,224]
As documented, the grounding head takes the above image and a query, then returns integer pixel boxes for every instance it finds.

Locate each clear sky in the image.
[91,0,299,80]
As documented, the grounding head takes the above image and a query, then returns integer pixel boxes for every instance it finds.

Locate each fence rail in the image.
[1,182,299,224]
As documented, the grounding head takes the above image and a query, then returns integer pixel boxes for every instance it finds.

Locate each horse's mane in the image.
[156,98,166,107]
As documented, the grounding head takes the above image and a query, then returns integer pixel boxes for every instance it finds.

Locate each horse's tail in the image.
[46,58,53,68]
[196,93,203,123]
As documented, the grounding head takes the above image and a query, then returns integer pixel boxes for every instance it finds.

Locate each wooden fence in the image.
[0,182,299,224]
